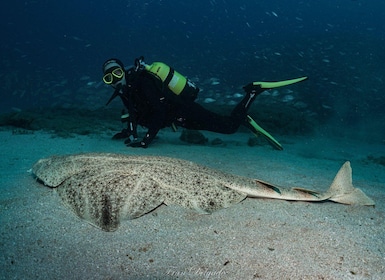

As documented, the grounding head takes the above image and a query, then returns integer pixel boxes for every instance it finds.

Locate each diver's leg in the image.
[176,104,239,134]
[177,83,266,134]
[230,83,265,121]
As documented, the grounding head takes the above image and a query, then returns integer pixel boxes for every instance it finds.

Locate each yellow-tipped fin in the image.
[253,76,308,89]
[246,115,283,150]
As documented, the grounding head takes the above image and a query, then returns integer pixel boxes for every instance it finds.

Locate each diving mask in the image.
[103,67,125,85]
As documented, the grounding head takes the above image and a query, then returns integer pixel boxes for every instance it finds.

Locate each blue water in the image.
[1,0,385,140]
[1,2,385,278]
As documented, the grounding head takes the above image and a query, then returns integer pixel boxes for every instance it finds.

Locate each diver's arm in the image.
[129,110,166,148]
[130,79,168,148]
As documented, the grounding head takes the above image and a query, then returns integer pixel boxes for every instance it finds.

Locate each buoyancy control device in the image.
[135,56,199,101]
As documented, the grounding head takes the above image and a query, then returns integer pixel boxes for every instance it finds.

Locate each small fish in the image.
[233,93,243,98]
[80,75,91,81]
[209,77,220,85]
[282,95,294,102]
[203,97,216,103]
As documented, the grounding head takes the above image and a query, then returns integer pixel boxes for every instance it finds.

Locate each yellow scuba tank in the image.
[145,62,187,95]
[136,57,199,101]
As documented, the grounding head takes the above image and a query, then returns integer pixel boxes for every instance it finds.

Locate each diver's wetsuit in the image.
[119,70,252,146]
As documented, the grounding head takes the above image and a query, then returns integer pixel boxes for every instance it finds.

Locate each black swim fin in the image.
[242,77,307,150]
[245,115,283,150]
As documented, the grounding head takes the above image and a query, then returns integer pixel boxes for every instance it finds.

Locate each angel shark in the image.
[32,153,374,231]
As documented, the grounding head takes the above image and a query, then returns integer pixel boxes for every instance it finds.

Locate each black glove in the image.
[112,129,131,140]
[128,133,152,148]
[129,140,148,148]
[124,137,138,145]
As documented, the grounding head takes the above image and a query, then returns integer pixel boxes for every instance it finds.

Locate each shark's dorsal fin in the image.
[292,187,321,198]
[255,179,282,194]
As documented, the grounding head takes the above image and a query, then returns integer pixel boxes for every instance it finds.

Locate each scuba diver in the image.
[102,56,307,149]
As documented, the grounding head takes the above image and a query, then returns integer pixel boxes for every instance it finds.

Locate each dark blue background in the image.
[1,0,384,135]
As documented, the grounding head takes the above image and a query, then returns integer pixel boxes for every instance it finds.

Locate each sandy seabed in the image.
[0,129,384,280]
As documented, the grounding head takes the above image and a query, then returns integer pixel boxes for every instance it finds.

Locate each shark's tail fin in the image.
[326,161,375,206]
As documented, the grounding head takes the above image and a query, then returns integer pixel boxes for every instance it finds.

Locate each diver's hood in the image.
[105,66,137,106]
